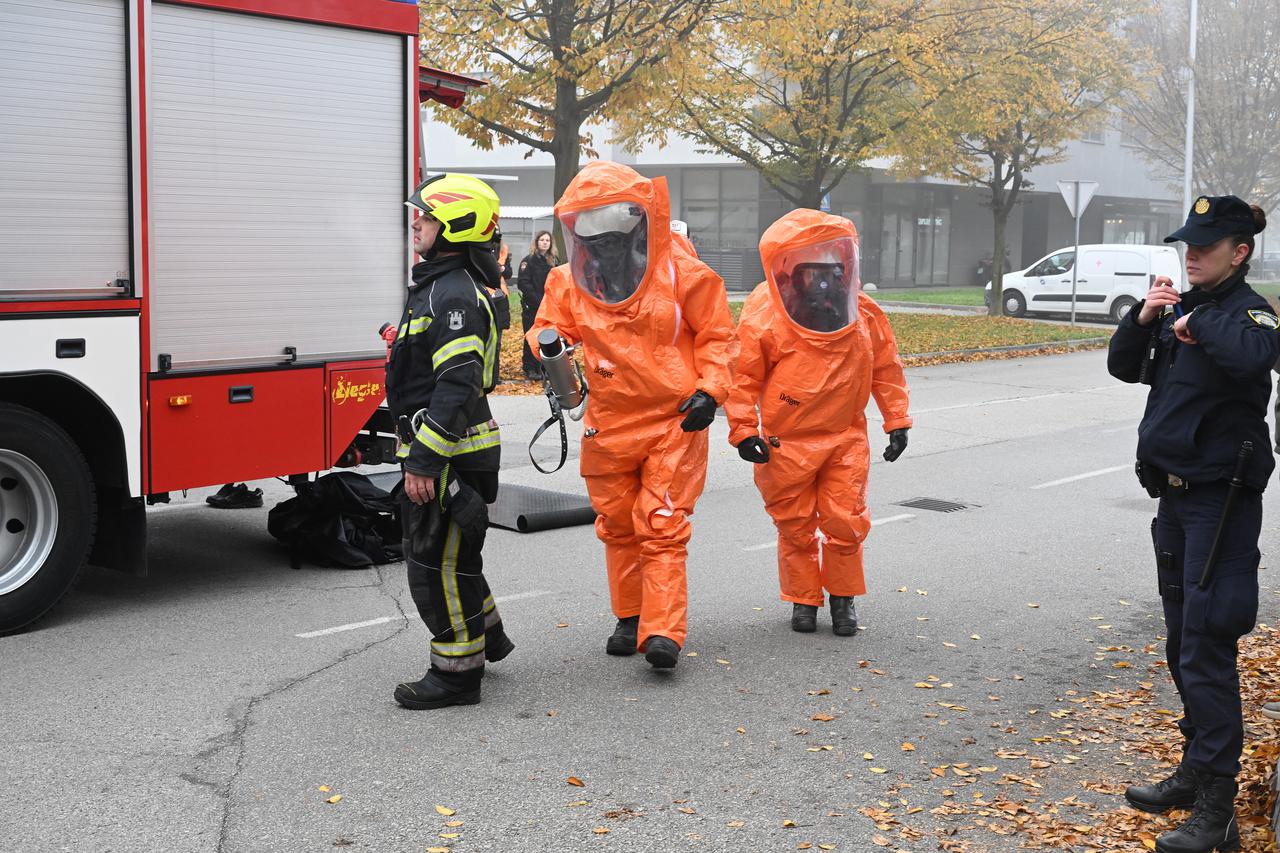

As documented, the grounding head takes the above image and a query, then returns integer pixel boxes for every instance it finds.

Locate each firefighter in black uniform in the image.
[386,173,514,710]
[1108,195,1276,853]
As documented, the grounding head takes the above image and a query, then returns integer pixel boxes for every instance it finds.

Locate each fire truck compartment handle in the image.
[55,339,86,359]
[228,386,254,404]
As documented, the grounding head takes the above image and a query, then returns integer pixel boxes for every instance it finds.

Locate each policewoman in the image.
[1108,195,1276,853]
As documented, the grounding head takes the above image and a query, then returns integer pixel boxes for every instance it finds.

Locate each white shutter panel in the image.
[149,3,407,369]
[0,0,130,295]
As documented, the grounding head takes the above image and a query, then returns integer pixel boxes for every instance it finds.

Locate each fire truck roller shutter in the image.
[0,0,130,296]
[147,5,408,370]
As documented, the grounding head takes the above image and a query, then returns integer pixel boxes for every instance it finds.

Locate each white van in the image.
[984,244,1184,321]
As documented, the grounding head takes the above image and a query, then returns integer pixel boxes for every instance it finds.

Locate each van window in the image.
[1027,251,1074,276]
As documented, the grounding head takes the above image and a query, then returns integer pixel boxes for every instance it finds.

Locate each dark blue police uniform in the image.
[1108,195,1277,853]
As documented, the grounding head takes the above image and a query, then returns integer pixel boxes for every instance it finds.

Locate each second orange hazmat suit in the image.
[528,161,735,666]
[725,209,912,630]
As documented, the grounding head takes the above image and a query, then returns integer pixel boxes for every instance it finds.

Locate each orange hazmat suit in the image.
[725,209,912,607]
[528,161,736,653]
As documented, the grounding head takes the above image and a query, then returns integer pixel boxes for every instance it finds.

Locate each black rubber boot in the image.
[1155,772,1240,853]
[606,616,639,656]
[206,483,263,509]
[393,671,481,710]
[644,636,679,669]
[485,631,516,663]
[1126,764,1198,814]
[830,596,858,636]
[791,603,818,633]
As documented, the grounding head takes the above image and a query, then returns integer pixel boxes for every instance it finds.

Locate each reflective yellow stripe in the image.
[482,594,495,613]
[431,636,487,657]
[478,295,498,388]
[453,429,501,455]
[397,321,408,340]
[407,316,431,336]
[441,521,467,641]
[432,335,483,369]
[415,423,456,456]
[414,421,500,459]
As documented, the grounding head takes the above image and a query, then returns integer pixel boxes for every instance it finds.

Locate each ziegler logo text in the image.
[332,378,382,405]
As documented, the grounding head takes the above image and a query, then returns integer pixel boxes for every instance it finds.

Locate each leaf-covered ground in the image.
[493,296,1109,395]
[860,624,1280,852]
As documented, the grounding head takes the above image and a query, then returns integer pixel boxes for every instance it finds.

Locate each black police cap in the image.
[1164,195,1259,246]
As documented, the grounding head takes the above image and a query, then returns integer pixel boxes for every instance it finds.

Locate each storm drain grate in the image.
[894,497,976,513]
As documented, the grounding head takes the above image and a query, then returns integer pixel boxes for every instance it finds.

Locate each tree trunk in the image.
[988,192,1006,317]
[549,86,583,259]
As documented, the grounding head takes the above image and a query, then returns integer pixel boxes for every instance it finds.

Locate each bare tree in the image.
[1125,0,1280,211]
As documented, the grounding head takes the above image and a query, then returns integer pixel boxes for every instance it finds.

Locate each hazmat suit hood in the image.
[556,161,672,308]
[761,209,861,337]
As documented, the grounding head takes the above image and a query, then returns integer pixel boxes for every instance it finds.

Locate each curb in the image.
[904,337,1111,360]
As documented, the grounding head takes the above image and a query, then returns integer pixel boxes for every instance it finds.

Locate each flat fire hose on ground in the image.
[368,467,596,535]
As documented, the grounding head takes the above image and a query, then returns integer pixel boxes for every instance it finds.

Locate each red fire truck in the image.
[0,0,484,631]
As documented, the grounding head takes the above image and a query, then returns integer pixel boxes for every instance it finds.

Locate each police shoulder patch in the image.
[1247,309,1279,329]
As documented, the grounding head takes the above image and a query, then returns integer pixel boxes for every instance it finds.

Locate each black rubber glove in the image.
[678,390,717,432]
[736,436,771,464]
[883,428,909,462]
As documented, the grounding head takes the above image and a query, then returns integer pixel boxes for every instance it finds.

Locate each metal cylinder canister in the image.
[537,329,584,409]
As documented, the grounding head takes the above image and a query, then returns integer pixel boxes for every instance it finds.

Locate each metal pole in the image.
[1070,181,1080,327]
[1181,0,1198,217]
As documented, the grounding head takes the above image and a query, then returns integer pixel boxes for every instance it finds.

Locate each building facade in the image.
[424,114,1183,291]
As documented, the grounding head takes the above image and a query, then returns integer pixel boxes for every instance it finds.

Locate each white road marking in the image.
[909,385,1114,416]
[296,616,399,639]
[295,589,554,638]
[740,514,916,551]
[1031,464,1130,490]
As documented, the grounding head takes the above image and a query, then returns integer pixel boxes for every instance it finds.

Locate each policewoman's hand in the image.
[404,471,436,505]
[1173,312,1199,345]
[1136,276,1181,326]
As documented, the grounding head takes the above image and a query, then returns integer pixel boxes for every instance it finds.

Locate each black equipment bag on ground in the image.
[268,472,404,569]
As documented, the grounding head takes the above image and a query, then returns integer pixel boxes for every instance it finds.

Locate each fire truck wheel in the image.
[0,403,96,633]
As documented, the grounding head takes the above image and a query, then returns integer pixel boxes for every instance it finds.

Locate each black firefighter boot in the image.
[1155,772,1240,853]
[606,616,639,656]
[791,603,818,633]
[394,670,481,710]
[644,636,679,669]
[830,596,858,636]
[1125,764,1198,814]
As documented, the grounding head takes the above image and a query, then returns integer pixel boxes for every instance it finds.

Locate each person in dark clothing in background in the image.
[517,230,557,379]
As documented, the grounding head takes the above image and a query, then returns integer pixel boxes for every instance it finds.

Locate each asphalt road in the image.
[4,350,1279,853]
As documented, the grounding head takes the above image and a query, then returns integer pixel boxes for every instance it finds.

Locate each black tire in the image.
[0,403,96,633]
[1001,290,1026,318]
[1111,296,1137,323]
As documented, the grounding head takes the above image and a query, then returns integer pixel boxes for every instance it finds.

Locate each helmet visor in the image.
[772,237,860,333]
[560,202,649,304]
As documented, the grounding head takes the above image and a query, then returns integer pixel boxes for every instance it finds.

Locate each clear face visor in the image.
[772,237,860,332]
[560,202,649,305]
